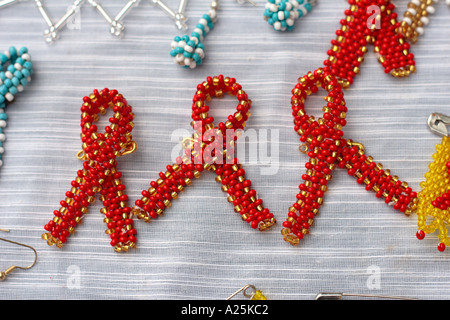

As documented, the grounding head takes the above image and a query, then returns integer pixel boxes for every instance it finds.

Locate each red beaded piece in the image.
[431,161,450,211]
[133,75,276,231]
[337,142,417,214]
[281,69,348,244]
[324,0,415,88]
[42,89,138,252]
[282,68,418,245]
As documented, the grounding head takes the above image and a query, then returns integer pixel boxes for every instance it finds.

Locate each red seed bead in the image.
[416,230,425,240]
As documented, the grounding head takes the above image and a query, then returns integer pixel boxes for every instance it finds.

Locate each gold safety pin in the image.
[0,229,38,281]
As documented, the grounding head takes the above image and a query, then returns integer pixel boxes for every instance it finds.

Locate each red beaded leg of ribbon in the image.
[337,139,418,214]
[324,0,415,88]
[133,75,276,231]
[282,68,347,245]
[42,89,138,252]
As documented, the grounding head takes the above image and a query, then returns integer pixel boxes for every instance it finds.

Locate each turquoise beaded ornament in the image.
[170,0,218,69]
[264,0,316,31]
[0,47,33,168]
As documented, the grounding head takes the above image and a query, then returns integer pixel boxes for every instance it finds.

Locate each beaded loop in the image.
[170,6,217,69]
[0,46,32,169]
[42,89,138,252]
[324,0,415,88]
[282,68,347,245]
[263,0,315,31]
[134,75,276,231]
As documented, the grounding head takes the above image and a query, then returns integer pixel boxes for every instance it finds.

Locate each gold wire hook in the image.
[346,139,366,153]
[119,140,138,157]
[76,149,88,160]
[0,229,38,281]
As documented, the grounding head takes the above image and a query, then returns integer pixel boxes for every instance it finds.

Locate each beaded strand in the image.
[263,0,315,31]
[170,0,218,69]
[398,0,438,44]
[0,46,32,169]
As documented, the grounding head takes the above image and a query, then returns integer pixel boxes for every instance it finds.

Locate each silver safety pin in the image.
[226,284,257,300]
[315,293,418,300]
[428,113,450,137]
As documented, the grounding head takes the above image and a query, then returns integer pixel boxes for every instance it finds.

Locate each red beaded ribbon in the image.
[42,89,138,252]
[282,0,419,245]
[133,75,276,231]
[324,0,415,88]
[282,68,418,245]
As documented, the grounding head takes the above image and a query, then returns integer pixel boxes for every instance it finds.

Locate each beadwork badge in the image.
[416,113,450,252]
[133,75,276,231]
[0,46,32,170]
[42,89,139,252]
[263,0,316,31]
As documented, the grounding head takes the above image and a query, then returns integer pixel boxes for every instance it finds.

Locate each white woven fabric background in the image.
[0,0,449,300]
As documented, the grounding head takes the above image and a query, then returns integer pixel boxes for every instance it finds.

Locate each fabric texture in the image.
[0,0,449,300]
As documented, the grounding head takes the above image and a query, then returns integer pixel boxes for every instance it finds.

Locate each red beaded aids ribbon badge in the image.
[42,89,138,252]
[324,0,415,88]
[281,0,420,246]
[133,75,276,231]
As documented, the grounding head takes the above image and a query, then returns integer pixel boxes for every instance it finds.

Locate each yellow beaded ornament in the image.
[416,114,450,252]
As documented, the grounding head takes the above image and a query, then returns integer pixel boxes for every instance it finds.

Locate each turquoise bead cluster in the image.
[0,46,33,167]
[170,12,216,69]
[264,0,314,31]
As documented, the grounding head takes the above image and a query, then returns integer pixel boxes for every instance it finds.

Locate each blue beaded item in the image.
[170,8,217,69]
[0,46,33,168]
[264,0,315,31]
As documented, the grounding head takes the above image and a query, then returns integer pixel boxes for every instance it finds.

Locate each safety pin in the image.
[315,293,418,300]
[428,113,450,137]
[226,284,258,300]
[0,229,38,281]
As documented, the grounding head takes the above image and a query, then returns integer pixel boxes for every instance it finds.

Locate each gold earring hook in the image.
[0,229,38,281]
